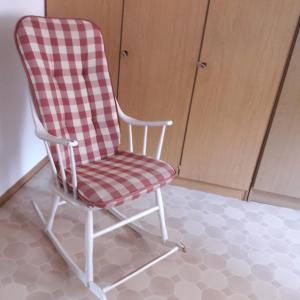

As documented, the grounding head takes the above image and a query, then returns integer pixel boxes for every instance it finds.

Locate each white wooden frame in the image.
[30,100,185,300]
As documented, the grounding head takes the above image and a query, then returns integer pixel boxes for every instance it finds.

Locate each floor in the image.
[0,166,300,300]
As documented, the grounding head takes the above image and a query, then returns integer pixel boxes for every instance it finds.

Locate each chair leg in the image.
[155,188,168,242]
[85,207,94,285]
[85,209,108,300]
[46,195,60,232]
[32,190,182,299]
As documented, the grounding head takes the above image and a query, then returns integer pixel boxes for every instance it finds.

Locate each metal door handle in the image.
[196,61,207,68]
[121,50,129,57]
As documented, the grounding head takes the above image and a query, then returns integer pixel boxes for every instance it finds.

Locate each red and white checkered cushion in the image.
[15,16,120,167]
[65,151,176,208]
[15,16,176,208]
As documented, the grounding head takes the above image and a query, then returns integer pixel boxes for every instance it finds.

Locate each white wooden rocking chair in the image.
[15,16,185,299]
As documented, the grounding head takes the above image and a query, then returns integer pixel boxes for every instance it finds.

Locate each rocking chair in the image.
[15,16,185,299]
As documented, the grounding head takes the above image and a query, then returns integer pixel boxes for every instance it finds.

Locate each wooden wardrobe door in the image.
[118,0,208,168]
[251,27,300,201]
[180,0,300,193]
[47,0,123,90]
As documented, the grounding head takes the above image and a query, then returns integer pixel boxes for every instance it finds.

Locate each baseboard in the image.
[172,177,247,200]
[0,156,48,206]
[249,188,300,210]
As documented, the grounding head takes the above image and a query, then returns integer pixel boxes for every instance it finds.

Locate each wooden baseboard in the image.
[249,188,300,210]
[0,157,48,206]
[172,177,247,200]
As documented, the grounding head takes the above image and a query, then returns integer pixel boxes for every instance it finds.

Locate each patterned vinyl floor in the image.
[0,165,300,300]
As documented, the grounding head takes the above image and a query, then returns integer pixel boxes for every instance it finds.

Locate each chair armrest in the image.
[116,100,173,127]
[30,103,78,199]
[31,104,78,147]
[35,128,78,147]
[116,100,172,159]
[35,129,78,147]
[36,127,79,199]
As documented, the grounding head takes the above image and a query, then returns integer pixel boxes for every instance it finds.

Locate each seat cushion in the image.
[65,151,176,208]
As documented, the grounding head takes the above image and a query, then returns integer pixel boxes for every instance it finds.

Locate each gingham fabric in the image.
[15,16,120,167]
[15,16,175,208]
[65,151,176,208]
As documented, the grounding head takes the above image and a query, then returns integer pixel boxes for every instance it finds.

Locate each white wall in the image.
[0,0,46,196]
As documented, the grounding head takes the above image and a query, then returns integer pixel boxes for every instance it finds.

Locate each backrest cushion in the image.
[15,16,120,167]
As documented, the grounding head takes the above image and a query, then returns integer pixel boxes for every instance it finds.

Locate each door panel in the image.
[47,0,123,91]
[180,0,300,190]
[118,0,208,168]
[253,27,300,198]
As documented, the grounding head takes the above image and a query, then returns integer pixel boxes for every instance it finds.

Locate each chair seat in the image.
[65,151,176,208]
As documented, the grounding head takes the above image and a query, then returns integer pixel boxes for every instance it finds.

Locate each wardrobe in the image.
[250,24,300,209]
[47,0,300,204]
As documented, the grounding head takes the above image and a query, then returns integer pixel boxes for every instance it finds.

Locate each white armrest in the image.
[115,100,172,159]
[116,100,173,127]
[30,101,78,199]
[31,106,78,147]
[35,129,78,147]
[36,127,78,198]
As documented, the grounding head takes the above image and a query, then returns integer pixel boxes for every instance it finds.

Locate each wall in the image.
[0,0,46,196]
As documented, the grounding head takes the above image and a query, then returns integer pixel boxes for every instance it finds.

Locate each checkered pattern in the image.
[15,16,120,167]
[65,151,176,208]
[15,16,176,208]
